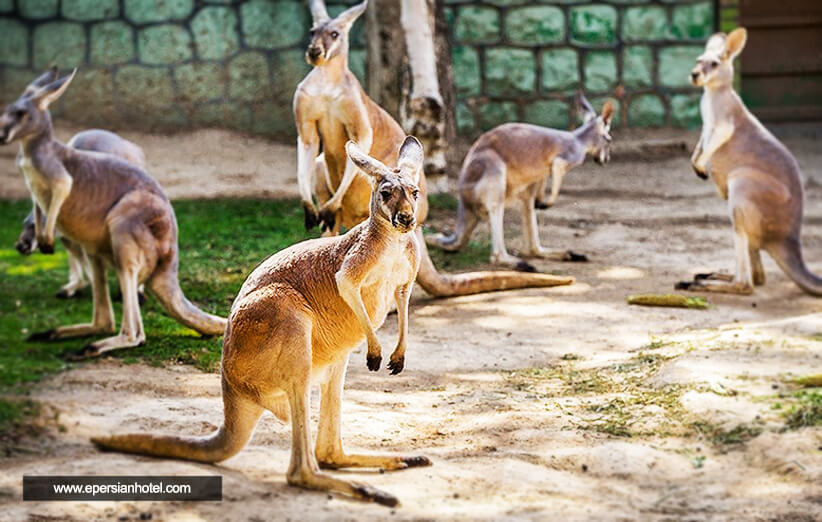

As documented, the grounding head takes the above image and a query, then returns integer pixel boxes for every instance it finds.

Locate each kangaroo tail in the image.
[425,197,477,252]
[92,385,263,463]
[148,257,227,336]
[768,238,822,296]
[414,229,574,297]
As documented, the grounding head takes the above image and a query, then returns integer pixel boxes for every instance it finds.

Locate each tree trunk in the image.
[366,0,456,176]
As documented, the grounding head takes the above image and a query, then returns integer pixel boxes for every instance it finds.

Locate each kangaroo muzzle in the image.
[393,212,415,231]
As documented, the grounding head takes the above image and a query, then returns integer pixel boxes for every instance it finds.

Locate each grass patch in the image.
[0,198,317,396]
[0,397,43,453]
[689,421,763,447]
[784,390,822,429]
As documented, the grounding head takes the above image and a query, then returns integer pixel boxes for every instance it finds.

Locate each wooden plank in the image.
[740,26,822,75]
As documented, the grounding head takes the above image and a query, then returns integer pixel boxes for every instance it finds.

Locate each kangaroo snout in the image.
[393,212,415,231]
[690,70,701,85]
[307,46,323,61]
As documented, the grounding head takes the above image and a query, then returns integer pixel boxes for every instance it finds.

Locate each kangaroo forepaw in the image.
[319,208,338,233]
[515,260,538,273]
[387,356,404,375]
[38,241,55,254]
[55,288,74,299]
[692,164,708,180]
[64,344,102,361]
[138,291,147,306]
[675,280,695,291]
[401,456,432,468]
[534,200,550,210]
[562,250,588,262]
[303,202,320,231]
[367,353,382,372]
[352,484,399,507]
[26,329,59,342]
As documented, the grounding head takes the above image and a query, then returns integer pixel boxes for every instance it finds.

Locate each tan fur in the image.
[427,96,613,271]
[92,138,432,507]
[16,128,147,299]
[677,28,822,295]
[295,0,574,295]
[0,70,226,359]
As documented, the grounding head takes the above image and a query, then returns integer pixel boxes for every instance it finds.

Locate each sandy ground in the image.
[2,126,822,521]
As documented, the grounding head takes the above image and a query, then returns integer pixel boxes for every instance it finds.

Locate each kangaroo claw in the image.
[562,250,588,262]
[352,484,399,507]
[367,353,382,372]
[38,241,55,254]
[27,329,59,342]
[401,456,432,468]
[515,260,538,273]
[64,344,101,361]
[675,281,695,291]
[303,202,320,231]
[387,356,404,375]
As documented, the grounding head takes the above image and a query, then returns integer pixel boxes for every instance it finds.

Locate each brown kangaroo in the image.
[295,0,574,296]
[676,28,822,295]
[92,138,432,507]
[0,69,226,359]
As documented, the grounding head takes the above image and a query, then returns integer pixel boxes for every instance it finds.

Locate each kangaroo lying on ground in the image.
[426,96,613,271]
[296,0,573,295]
[15,94,147,299]
[93,138,432,507]
[676,28,822,295]
[0,69,226,359]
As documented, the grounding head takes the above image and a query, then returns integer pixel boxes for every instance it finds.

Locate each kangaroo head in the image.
[305,0,367,66]
[0,68,75,145]
[579,95,613,166]
[691,28,746,89]
[345,136,423,233]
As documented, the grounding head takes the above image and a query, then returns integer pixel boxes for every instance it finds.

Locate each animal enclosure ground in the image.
[1,126,821,521]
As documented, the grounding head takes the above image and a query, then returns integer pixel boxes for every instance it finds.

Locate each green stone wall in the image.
[0,0,366,137]
[0,0,715,139]
[447,0,715,135]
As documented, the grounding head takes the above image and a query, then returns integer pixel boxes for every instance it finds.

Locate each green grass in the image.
[0,199,316,399]
[784,390,822,429]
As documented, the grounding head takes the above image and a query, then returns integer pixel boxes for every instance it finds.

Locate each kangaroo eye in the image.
[15,109,26,118]
[330,30,339,39]
[711,60,719,67]
[411,189,420,200]
[380,189,392,200]
[309,28,316,36]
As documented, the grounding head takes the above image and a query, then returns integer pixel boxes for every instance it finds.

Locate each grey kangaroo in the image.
[676,28,822,295]
[0,69,226,359]
[15,106,147,299]
[426,95,613,271]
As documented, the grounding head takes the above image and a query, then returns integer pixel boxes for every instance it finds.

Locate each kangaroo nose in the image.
[690,71,699,81]
[395,213,415,228]
[308,47,322,59]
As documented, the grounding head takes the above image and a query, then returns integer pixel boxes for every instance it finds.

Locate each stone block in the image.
[33,22,87,69]
[485,48,535,96]
[505,6,564,45]
[229,52,270,102]
[659,45,702,88]
[670,93,701,128]
[62,0,119,21]
[455,6,499,44]
[192,6,240,60]
[271,49,312,105]
[456,101,475,134]
[125,0,193,24]
[138,25,192,65]
[241,0,308,49]
[671,2,713,40]
[114,65,175,121]
[622,6,667,42]
[629,94,665,126]
[583,51,616,93]
[90,22,135,66]
[175,63,225,104]
[523,99,570,129]
[58,68,118,125]
[541,48,579,91]
[570,5,617,47]
[452,45,480,96]
[622,46,652,88]
[0,0,12,13]
[0,18,29,67]
[478,100,518,130]
[20,0,58,19]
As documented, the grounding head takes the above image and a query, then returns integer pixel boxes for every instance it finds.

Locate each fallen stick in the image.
[791,374,822,387]
[626,294,709,309]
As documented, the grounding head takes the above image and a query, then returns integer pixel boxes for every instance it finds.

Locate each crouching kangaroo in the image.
[93,138,432,507]
[16,119,147,299]
[426,96,613,271]
[296,0,574,295]
[0,69,226,359]
[676,28,822,296]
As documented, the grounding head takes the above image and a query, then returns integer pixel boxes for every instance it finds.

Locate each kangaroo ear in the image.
[346,140,390,179]
[27,67,59,92]
[33,69,76,110]
[724,27,747,61]
[397,136,424,182]
[705,32,727,55]
[308,0,329,24]
[600,100,614,127]
[579,94,596,123]
[335,0,367,28]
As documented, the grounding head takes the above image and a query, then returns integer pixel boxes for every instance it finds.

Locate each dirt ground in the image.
[2,125,822,521]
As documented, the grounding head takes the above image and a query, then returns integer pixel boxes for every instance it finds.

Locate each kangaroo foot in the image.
[64,344,102,361]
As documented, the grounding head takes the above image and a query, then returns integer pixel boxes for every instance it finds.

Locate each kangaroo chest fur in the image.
[18,153,52,212]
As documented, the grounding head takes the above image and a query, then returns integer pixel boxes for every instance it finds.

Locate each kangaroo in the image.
[93,138,432,507]
[0,69,226,359]
[295,0,573,295]
[16,124,147,299]
[426,96,613,271]
[675,28,822,296]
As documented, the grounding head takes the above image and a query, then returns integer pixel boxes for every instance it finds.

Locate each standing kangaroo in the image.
[0,69,226,359]
[295,0,573,295]
[93,138,432,507]
[676,28,822,295]
[16,121,147,299]
[426,96,613,271]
